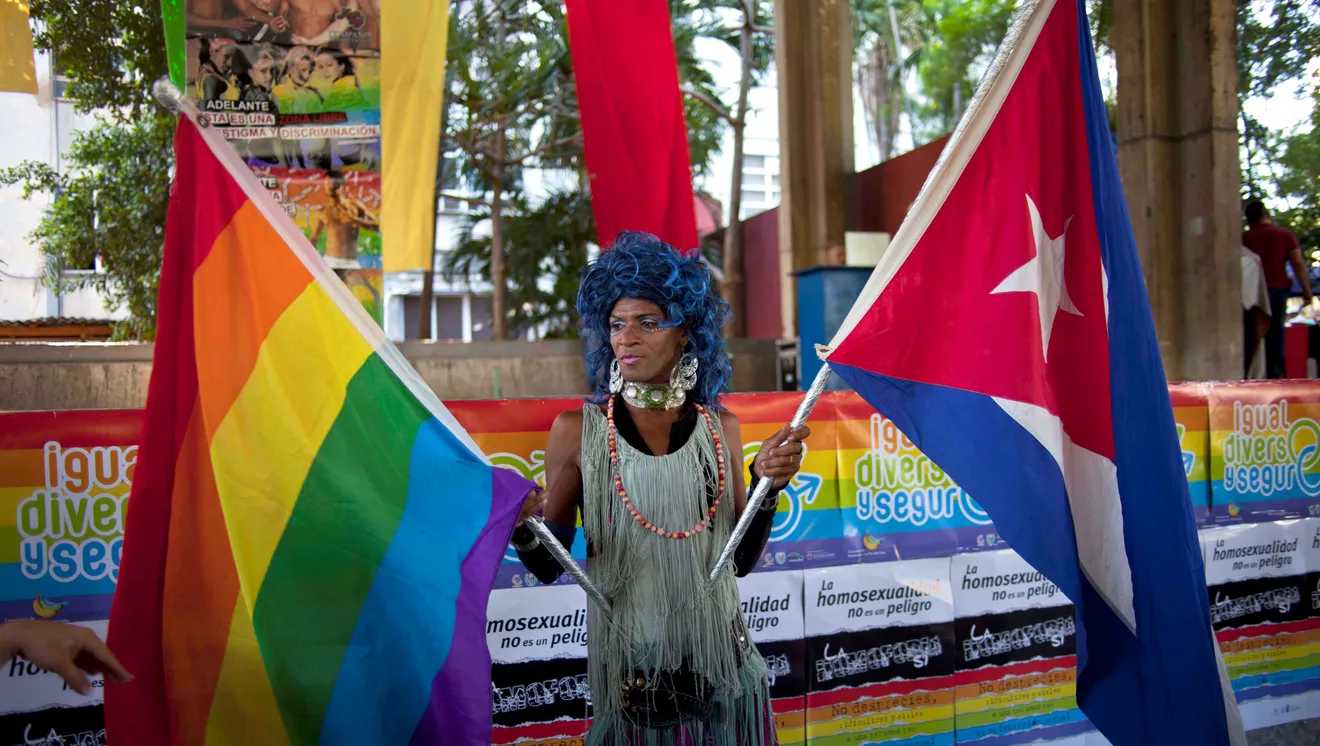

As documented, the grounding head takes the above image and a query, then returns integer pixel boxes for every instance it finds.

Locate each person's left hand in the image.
[753,424,811,489]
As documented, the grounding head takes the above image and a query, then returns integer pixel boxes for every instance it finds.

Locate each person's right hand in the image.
[0,620,132,695]
[520,486,546,522]
[226,17,260,32]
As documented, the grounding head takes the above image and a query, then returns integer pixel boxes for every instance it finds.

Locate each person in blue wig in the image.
[512,231,809,745]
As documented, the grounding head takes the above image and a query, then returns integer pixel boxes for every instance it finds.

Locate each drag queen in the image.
[513,232,809,745]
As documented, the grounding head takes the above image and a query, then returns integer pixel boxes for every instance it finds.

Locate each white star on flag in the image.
[991,194,1080,361]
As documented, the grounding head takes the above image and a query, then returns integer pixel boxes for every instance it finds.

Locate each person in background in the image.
[1243,199,1314,378]
[0,619,132,695]
[826,243,847,266]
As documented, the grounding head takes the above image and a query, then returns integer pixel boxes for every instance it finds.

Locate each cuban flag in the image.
[820,0,1246,744]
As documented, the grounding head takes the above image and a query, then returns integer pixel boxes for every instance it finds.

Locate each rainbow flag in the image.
[105,113,533,746]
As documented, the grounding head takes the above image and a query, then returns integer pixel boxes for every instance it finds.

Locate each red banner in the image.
[564,0,699,252]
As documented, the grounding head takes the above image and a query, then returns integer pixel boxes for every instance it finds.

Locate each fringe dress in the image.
[580,402,779,746]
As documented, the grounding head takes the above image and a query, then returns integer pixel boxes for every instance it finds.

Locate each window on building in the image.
[738,152,780,219]
[470,295,494,342]
[435,296,464,340]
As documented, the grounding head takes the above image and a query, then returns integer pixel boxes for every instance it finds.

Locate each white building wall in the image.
[0,51,121,323]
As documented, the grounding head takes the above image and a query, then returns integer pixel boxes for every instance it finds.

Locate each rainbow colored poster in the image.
[1203,520,1320,728]
[737,570,807,745]
[1209,381,1320,523]
[951,550,1096,745]
[804,559,957,745]
[835,396,999,564]
[1171,382,1212,525]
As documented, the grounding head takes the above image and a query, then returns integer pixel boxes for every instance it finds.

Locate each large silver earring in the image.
[609,359,623,394]
[670,353,699,394]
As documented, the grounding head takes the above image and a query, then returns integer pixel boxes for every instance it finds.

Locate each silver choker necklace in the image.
[621,382,685,410]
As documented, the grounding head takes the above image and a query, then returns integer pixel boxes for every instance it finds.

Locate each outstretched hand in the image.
[753,424,812,489]
[0,619,132,695]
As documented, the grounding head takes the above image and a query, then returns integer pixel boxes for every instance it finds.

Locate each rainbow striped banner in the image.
[1172,383,1211,525]
[104,114,532,746]
[1202,520,1320,727]
[951,551,1096,745]
[1209,381,1320,523]
[0,411,139,625]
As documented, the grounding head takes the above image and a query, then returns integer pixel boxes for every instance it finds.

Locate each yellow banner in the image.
[0,0,37,95]
[381,0,449,272]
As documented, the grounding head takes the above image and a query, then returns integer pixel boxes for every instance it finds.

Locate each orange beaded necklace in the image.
[606,396,727,540]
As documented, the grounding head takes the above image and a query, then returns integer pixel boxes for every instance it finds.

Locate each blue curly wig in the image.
[577,231,732,407]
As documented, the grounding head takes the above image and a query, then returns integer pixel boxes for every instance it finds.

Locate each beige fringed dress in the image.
[580,400,778,746]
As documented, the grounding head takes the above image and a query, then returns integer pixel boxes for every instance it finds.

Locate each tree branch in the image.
[752,24,774,34]
[439,192,490,209]
[507,133,584,165]
[683,87,736,125]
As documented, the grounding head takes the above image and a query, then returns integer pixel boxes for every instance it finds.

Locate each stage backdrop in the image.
[6,384,1320,741]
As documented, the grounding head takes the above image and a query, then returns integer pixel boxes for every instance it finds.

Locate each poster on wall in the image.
[183,2,384,325]
[0,411,141,743]
[1202,520,1320,728]
[734,393,844,573]
[737,570,807,745]
[1304,518,1320,621]
[486,584,590,746]
[834,396,998,563]
[950,550,1097,745]
[803,558,957,745]
[1171,382,1212,525]
[1209,381,1320,523]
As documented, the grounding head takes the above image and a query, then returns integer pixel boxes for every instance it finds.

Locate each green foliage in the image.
[5,1,173,339]
[442,190,595,337]
[28,0,168,119]
[1238,0,1320,216]
[0,119,174,340]
[437,0,734,337]
[1270,87,1320,258]
[909,0,1017,139]
[852,0,1019,149]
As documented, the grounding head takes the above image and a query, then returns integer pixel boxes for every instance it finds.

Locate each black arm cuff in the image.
[733,460,783,577]
[513,521,576,585]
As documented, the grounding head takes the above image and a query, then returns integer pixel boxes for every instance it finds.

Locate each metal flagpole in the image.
[709,364,832,582]
[522,517,612,616]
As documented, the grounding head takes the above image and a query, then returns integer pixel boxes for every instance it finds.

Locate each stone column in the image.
[774,0,855,338]
[1114,0,1242,381]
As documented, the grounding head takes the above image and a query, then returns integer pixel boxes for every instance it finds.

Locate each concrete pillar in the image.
[774,0,854,338]
[1114,0,1242,381]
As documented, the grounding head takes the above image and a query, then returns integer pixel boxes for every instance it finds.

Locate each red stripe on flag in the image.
[564,0,699,252]
[105,116,249,746]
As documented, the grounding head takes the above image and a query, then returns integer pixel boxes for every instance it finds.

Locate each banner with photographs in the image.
[1202,520,1320,729]
[185,1,383,324]
[803,559,957,745]
[950,550,1097,745]
[737,570,808,745]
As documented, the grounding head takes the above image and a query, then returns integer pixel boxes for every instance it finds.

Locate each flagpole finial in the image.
[151,76,187,116]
